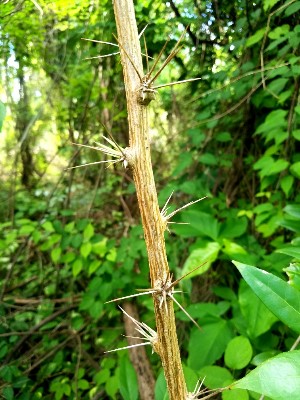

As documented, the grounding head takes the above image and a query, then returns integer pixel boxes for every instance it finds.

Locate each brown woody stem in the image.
[112,1,187,399]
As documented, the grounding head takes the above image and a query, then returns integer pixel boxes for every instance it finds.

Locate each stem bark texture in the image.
[113,1,187,399]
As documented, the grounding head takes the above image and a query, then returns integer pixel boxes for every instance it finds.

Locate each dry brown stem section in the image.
[112,1,187,399]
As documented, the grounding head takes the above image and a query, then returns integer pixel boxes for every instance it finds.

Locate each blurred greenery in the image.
[0,0,299,399]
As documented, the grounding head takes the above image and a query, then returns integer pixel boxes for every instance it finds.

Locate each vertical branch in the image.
[112,1,187,399]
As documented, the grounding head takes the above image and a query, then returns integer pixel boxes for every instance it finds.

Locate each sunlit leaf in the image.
[233,351,300,400]
[234,262,300,333]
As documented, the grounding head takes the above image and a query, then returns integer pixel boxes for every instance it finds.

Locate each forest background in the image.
[0,0,300,399]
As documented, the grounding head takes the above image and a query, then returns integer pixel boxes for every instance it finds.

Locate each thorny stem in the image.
[113,1,187,398]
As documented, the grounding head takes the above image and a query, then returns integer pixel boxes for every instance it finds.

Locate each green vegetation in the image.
[0,0,300,399]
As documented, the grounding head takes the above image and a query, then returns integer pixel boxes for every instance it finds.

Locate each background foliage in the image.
[0,0,300,399]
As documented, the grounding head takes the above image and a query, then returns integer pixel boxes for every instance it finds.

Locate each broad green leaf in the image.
[42,221,54,232]
[278,217,300,232]
[92,238,107,256]
[233,351,300,400]
[182,364,198,392]
[268,25,290,40]
[172,152,193,176]
[280,175,294,197]
[276,246,300,259]
[183,210,220,240]
[263,0,281,11]
[219,217,247,239]
[215,132,232,142]
[224,336,253,369]
[89,300,103,319]
[222,239,256,264]
[51,247,61,263]
[234,262,300,334]
[83,223,94,240]
[253,156,273,171]
[260,159,289,178]
[283,204,300,219]
[255,110,287,133]
[94,369,110,385]
[222,388,249,400]
[188,320,233,370]
[238,281,278,338]
[283,264,300,291]
[19,225,35,235]
[198,366,233,389]
[72,259,83,277]
[285,1,300,16]
[80,242,92,258]
[2,387,13,400]
[246,28,265,47]
[155,371,169,400]
[64,221,75,233]
[267,78,289,94]
[290,162,300,178]
[105,375,119,399]
[292,129,300,140]
[119,357,138,400]
[198,153,218,165]
[88,260,101,275]
[79,293,94,310]
[182,241,220,278]
[77,379,89,390]
[251,351,280,366]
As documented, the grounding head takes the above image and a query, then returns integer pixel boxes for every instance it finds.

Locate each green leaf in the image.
[263,0,281,11]
[119,357,138,400]
[105,375,119,399]
[255,110,287,133]
[261,159,289,178]
[219,217,247,239]
[198,366,233,389]
[198,153,218,165]
[222,388,249,400]
[72,259,83,277]
[92,238,107,256]
[51,247,61,263]
[2,386,14,400]
[234,262,300,334]
[182,241,220,278]
[19,225,36,235]
[182,364,198,392]
[222,239,255,264]
[278,218,300,233]
[268,25,290,40]
[252,351,280,366]
[215,132,232,142]
[280,175,294,197]
[94,369,110,385]
[42,221,55,232]
[88,260,101,275]
[155,371,169,400]
[292,129,300,140]
[83,223,94,240]
[290,162,300,178]
[276,246,300,259]
[238,280,278,338]
[233,351,300,400]
[246,28,265,47]
[183,210,221,240]
[77,379,89,390]
[80,242,92,258]
[285,1,300,16]
[188,320,233,370]
[224,336,253,369]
